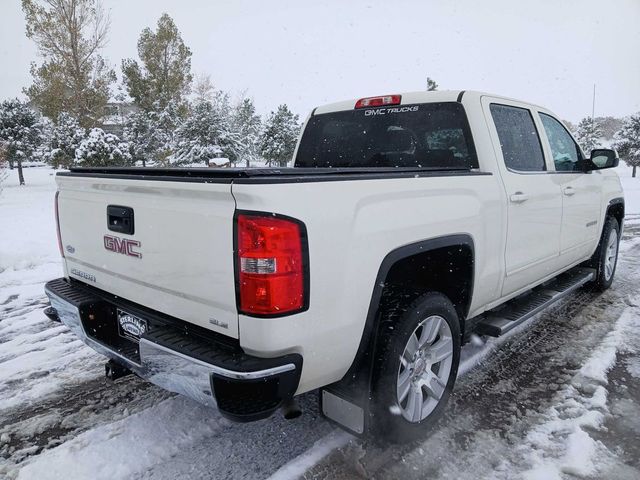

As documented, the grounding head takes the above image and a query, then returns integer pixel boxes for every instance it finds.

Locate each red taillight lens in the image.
[236,213,308,316]
[355,94,401,109]
[55,191,64,257]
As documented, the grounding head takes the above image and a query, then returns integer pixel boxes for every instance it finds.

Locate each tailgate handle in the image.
[107,205,135,235]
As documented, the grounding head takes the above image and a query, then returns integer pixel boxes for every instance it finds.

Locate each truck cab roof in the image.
[313,90,545,115]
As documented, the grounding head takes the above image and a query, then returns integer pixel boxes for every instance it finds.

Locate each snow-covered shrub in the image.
[75,128,132,166]
[49,113,86,168]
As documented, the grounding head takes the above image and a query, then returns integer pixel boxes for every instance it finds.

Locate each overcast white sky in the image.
[1,0,639,122]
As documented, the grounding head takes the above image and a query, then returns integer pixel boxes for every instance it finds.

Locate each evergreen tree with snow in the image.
[0,98,42,185]
[231,97,261,167]
[613,113,640,178]
[172,99,236,166]
[574,117,602,154]
[594,116,624,141]
[31,116,54,164]
[75,128,131,166]
[259,105,300,167]
[123,101,180,166]
[48,113,86,168]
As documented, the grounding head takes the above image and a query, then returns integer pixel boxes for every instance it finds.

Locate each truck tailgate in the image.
[56,175,239,338]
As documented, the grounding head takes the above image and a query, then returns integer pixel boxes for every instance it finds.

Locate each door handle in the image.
[563,186,575,196]
[509,192,529,203]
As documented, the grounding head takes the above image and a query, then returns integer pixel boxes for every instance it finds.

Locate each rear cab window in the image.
[294,102,478,169]
[489,104,546,172]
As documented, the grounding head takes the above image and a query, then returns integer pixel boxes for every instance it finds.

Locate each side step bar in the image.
[475,267,596,337]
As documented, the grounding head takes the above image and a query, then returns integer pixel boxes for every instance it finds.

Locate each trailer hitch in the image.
[105,359,133,381]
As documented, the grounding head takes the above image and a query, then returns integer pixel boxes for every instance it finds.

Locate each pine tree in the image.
[48,112,86,168]
[594,116,624,140]
[574,117,602,154]
[231,97,261,167]
[426,77,439,91]
[122,101,181,166]
[122,14,192,112]
[32,116,54,164]
[259,105,300,167]
[172,100,235,166]
[22,0,115,127]
[74,127,131,166]
[613,113,640,178]
[0,98,42,185]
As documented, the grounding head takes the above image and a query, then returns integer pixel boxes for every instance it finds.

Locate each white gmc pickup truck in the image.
[45,90,624,442]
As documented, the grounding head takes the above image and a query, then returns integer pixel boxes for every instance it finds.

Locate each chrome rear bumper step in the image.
[475,267,596,337]
[44,278,302,422]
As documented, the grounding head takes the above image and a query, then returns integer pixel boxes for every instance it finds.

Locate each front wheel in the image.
[591,217,620,291]
[371,292,461,443]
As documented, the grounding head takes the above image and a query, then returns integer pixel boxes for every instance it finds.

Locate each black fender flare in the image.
[606,197,624,224]
[342,234,475,388]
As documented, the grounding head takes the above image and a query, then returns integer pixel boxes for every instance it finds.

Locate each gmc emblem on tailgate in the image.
[104,234,142,259]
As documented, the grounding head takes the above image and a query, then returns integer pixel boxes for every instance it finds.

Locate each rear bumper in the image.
[44,278,302,422]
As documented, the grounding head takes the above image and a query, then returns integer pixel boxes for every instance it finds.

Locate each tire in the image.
[370,292,461,443]
[591,216,620,291]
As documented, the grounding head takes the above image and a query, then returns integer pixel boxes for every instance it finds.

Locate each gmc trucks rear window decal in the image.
[295,102,478,169]
[363,105,420,116]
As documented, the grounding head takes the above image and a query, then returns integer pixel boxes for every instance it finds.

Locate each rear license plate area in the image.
[117,309,148,343]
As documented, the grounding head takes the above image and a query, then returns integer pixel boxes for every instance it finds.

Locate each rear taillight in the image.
[55,191,64,257]
[355,94,401,109]
[235,213,308,316]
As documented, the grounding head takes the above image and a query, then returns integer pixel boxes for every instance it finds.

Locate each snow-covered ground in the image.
[1,166,640,480]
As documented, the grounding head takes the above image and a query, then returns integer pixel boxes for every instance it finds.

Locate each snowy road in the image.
[1,168,640,480]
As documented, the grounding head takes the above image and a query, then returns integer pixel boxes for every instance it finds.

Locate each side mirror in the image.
[588,149,619,170]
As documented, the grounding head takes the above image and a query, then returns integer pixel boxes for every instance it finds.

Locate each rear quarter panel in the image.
[232,174,504,393]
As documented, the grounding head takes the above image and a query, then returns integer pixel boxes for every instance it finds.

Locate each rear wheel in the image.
[591,217,620,291]
[371,292,461,443]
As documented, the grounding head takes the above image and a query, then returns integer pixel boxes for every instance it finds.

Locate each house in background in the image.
[102,102,138,137]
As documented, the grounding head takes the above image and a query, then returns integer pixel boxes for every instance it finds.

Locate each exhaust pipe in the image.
[105,359,133,382]
[281,399,302,420]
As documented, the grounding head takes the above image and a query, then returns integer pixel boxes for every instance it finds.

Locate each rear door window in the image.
[294,102,478,169]
[490,104,546,172]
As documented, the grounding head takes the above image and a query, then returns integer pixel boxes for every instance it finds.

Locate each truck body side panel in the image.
[231,173,504,393]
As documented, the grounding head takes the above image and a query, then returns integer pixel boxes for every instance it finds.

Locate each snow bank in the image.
[515,304,640,479]
[16,397,227,480]
[0,305,100,411]
[0,168,60,272]
[0,169,102,412]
